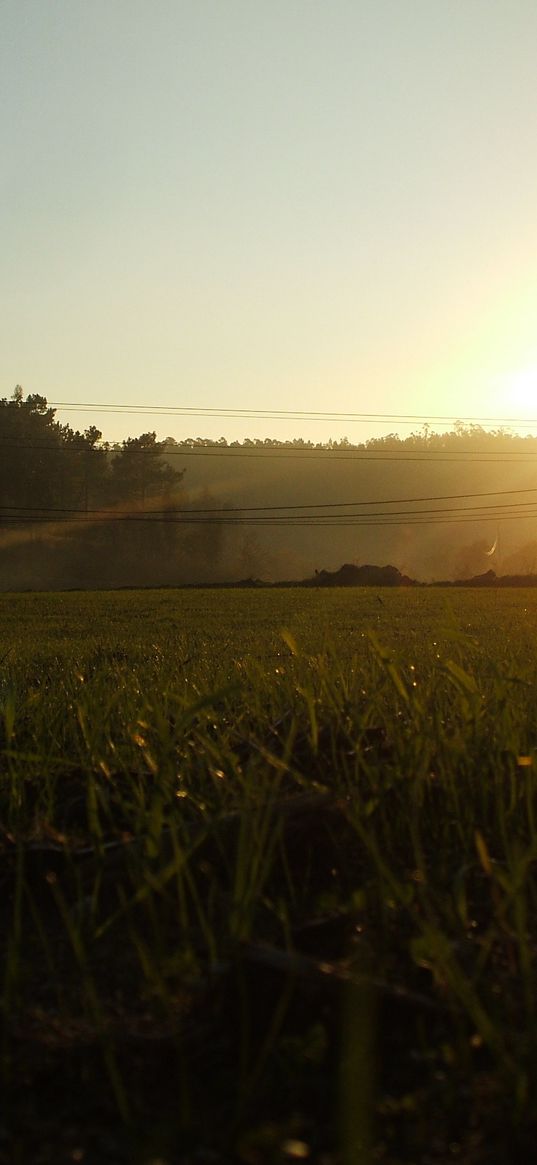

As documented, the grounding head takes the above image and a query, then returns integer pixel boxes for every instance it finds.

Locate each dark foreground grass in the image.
[2,587,537,1163]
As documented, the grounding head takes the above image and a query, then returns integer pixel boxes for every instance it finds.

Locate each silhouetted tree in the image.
[108,432,183,506]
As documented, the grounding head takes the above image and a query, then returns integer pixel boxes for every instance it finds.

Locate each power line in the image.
[4,484,537,517]
[2,501,537,527]
[45,401,537,426]
[1,511,536,529]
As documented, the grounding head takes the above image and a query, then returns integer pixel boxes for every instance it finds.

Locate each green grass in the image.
[2,587,537,1163]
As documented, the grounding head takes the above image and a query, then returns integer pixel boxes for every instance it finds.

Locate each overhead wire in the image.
[4,484,537,516]
[2,497,537,527]
[44,400,537,426]
[4,395,537,428]
[1,511,536,529]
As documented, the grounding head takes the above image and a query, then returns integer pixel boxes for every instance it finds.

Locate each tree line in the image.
[2,387,537,589]
[1,387,182,517]
[0,389,215,588]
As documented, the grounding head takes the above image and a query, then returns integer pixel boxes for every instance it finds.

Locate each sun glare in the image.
[503,365,537,418]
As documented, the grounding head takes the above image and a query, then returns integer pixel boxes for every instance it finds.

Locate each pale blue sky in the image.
[3,0,537,443]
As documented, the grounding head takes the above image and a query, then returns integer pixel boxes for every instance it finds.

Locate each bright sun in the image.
[502,365,537,418]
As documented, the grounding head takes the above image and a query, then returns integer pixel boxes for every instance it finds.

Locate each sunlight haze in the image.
[3,0,537,444]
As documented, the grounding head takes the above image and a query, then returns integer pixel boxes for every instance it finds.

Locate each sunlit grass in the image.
[2,587,537,1161]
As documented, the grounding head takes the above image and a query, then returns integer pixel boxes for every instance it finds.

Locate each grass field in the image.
[2,587,537,1164]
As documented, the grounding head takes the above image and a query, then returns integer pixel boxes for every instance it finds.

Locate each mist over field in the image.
[171,440,537,584]
[2,391,537,589]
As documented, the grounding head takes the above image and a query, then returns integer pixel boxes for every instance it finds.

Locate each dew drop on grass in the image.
[281,1141,310,1160]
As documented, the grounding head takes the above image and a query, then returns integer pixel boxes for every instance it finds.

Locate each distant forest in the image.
[2,388,537,589]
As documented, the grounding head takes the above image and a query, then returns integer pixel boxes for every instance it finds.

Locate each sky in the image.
[3,0,537,446]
